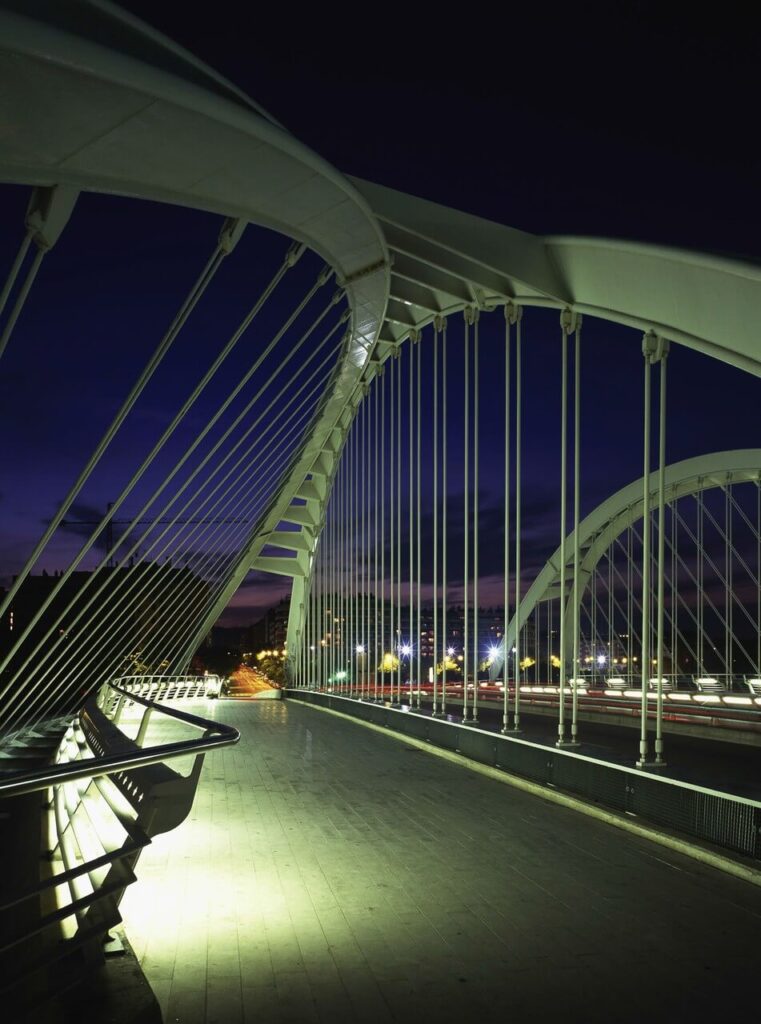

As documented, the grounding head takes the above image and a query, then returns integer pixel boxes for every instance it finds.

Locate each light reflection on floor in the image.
[119,698,761,1024]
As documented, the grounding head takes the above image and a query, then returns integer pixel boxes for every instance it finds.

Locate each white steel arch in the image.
[0,0,389,665]
[350,178,761,379]
[502,449,761,662]
[5,4,761,674]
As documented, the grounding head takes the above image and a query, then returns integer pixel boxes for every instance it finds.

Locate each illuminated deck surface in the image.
[120,699,761,1023]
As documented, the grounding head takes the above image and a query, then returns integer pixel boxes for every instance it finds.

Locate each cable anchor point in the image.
[504,301,522,324]
[560,307,581,335]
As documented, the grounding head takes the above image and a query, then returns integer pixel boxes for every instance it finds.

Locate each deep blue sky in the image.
[0,3,759,626]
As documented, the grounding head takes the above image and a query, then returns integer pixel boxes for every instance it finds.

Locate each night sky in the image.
[1,3,759,626]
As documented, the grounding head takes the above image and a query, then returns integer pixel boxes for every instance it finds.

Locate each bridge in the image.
[1,3,760,1022]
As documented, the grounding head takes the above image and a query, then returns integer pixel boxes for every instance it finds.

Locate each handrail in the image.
[0,679,239,799]
[0,675,240,1012]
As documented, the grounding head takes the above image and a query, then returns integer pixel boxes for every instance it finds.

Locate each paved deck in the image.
[120,699,761,1023]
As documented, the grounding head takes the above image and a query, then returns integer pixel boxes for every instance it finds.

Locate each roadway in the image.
[120,697,761,1023]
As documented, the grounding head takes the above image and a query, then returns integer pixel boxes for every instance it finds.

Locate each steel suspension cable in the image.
[331,446,337,688]
[638,334,654,765]
[697,489,704,675]
[380,367,386,698]
[655,345,668,764]
[462,309,471,722]
[28,371,333,724]
[512,311,523,732]
[502,307,511,733]
[416,334,422,709]
[4,304,342,720]
[0,225,238,623]
[0,231,32,325]
[374,374,380,700]
[399,352,405,704]
[91,331,344,682]
[675,502,759,641]
[557,314,569,744]
[432,324,439,716]
[53,309,347,680]
[0,249,318,688]
[362,390,368,696]
[408,336,414,707]
[441,319,448,717]
[726,484,732,682]
[0,247,45,363]
[472,309,480,724]
[389,353,396,702]
[15,312,346,720]
[571,316,583,745]
[625,518,706,668]
[672,502,678,679]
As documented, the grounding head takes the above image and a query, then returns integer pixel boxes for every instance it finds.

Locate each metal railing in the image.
[111,673,216,703]
[0,676,238,1013]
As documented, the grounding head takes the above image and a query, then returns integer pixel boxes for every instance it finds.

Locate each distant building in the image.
[0,564,210,709]
[208,625,247,653]
[268,598,290,649]
[301,594,511,659]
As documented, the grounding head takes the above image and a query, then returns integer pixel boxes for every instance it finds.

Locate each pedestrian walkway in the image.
[120,699,761,1023]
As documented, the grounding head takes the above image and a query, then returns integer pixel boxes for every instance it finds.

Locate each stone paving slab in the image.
[120,699,761,1023]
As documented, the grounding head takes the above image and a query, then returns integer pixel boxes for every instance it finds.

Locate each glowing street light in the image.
[488,645,500,659]
[447,646,455,657]
[356,644,365,654]
[400,644,412,657]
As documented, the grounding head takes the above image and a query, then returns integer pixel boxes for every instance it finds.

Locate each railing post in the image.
[135,706,153,747]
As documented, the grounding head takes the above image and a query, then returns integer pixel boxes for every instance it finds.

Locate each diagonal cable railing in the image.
[0,247,44,362]
[11,304,347,731]
[33,300,346,683]
[585,512,701,684]
[0,228,33,325]
[0,262,335,730]
[153,313,355,675]
[671,503,757,669]
[52,333,347,699]
[0,241,306,712]
[0,215,242,626]
[614,512,741,679]
[702,493,759,618]
[134,337,347,671]
[0,185,79,362]
[29,395,322,724]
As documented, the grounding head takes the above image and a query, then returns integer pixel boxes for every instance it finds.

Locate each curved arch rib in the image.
[504,450,761,662]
